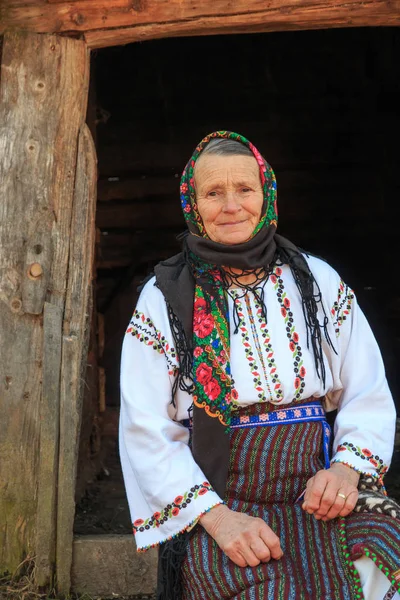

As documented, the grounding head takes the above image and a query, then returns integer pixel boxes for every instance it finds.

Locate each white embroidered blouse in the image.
[119,255,396,551]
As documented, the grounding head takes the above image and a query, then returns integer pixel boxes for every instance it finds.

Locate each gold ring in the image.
[337,492,347,500]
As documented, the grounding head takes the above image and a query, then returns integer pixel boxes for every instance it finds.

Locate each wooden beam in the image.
[56,123,97,595]
[1,1,400,49]
[0,31,89,577]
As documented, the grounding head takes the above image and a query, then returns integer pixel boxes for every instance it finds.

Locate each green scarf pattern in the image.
[180,131,279,427]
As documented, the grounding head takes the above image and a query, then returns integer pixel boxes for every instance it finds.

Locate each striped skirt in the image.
[181,401,400,600]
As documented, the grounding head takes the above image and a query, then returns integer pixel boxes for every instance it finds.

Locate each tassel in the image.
[156,532,192,600]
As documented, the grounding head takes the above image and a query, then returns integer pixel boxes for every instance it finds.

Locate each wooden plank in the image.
[71,535,158,597]
[1,1,400,49]
[56,123,97,595]
[0,31,89,576]
[96,199,185,229]
[97,166,375,203]
[97,175,179,202]
[86,3,400,48]
[35,302,63,586]
[96,133,380,177]
[98,367,106,412]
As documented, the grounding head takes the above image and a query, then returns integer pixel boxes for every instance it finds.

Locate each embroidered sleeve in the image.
[120,279,224,551]
[330,279,355,338]
[329,282,396,481]
[126,308,178,377]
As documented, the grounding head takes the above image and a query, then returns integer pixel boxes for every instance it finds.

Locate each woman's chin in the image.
[212,229,254,246]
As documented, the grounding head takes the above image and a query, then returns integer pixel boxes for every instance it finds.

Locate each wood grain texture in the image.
[1,1,400,48]
[35,302,63,586]
[57,123,97,595]
[0,31,89,575]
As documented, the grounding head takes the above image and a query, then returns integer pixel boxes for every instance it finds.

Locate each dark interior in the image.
[74,27,400,535]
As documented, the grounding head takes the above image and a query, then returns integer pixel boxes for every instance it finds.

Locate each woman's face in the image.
[194,154,264,245]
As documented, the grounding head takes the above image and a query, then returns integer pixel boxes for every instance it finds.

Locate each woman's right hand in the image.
[199,504,283,568]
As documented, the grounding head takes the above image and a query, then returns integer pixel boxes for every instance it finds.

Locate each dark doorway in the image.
[74,27,400,536]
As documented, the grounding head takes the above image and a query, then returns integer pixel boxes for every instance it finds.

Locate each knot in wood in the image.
[10,298,23,313]
[29,263,43,278]
[71,12,85,25]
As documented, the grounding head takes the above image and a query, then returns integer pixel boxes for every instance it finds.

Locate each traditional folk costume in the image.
[120,131,400,599]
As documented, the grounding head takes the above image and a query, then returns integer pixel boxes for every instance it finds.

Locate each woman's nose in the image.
[222,192,240,213]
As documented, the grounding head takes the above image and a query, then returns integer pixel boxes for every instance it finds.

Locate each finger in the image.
[239,543,261,568]
[248,538,271,563]
[303,474,328,514]
[302,477,315,506]
[314,479,341,518]
[259,526,283,560]
[324,490,347,520]
[229,550,247,568]
[339,489,359,517]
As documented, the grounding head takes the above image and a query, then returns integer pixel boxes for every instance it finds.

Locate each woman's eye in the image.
[241,187,251,193]
[208,191,218,197]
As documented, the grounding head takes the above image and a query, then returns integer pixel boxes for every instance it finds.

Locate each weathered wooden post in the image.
[0,30,93,591]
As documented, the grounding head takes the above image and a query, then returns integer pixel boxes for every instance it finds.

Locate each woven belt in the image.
[181,400,331,469]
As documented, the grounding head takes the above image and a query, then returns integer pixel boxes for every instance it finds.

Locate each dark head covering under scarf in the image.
[155,131,332,599]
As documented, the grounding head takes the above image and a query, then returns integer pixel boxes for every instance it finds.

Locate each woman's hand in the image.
[199,504,283,568]
[302,463,360,521]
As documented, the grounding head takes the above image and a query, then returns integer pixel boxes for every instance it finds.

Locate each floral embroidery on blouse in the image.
[271,267,306,399]
[331,280,354,337]
[234,293,269,403]
[127,310,178,376]
[336,442,388,476]
[234,292,283,403]
[132,482,212,534]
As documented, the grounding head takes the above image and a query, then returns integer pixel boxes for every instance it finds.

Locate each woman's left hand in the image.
[302,463,360,521]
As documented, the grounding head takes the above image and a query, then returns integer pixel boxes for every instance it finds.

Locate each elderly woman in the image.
[120,131,400,599]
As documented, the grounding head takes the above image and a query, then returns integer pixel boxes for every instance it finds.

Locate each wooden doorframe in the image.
[1,1,400,49]
[0,31,94,594]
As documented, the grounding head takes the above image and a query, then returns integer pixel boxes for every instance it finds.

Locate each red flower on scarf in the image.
[275,267,282,276]
[283,297,291,308]
[194,346,203,357]
[289,341,296,352]
[184,205,191,213]
[294,377,301,389]
[370,459,378,468]
[194,313,214,338]
[133,519,144,527]
[171,507,180,517]
[196,363,213,385]
[204,379,221,400]
[174,496,184,505]
[281,307,287,317]
[194,296,207,312]
[180,182,188,194]
[153,512,161,520]
[362,448,373,458]
[231,388,239,400]
[293,332,299,343]
[270,275,277,285]
[299,366,306,378]
[198,487,208,496]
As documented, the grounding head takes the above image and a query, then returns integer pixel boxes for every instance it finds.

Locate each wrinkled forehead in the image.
[193,153,262,187]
